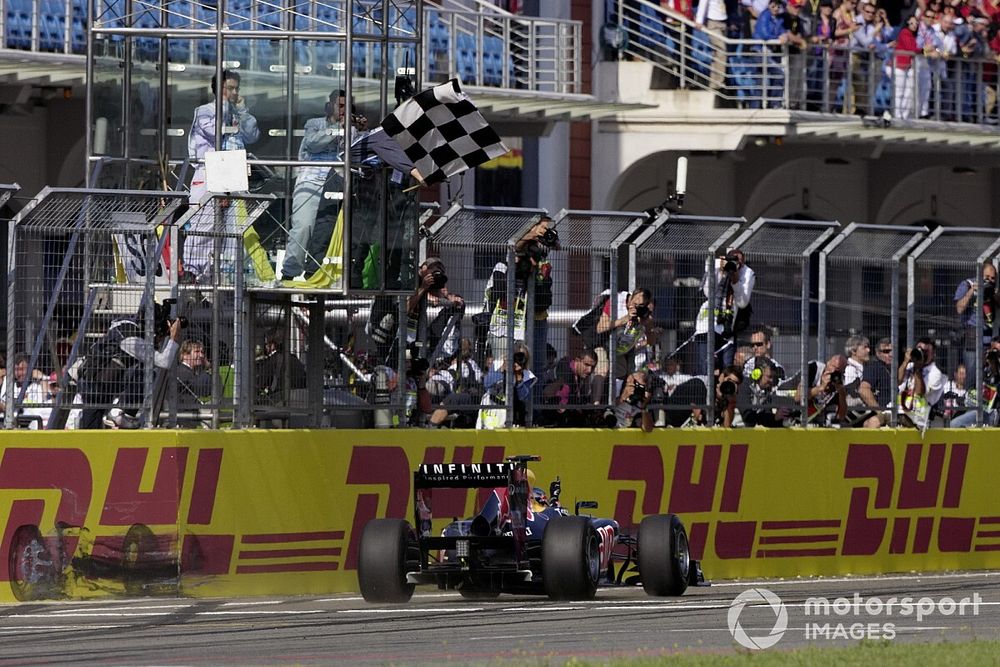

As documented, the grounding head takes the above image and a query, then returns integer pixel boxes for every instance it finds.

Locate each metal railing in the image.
[612,0,1000,125]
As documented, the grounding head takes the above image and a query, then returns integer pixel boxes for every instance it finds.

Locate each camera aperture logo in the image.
[728,588,788,650]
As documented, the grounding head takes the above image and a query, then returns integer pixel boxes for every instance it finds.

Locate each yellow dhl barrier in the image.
[0,429,998,601]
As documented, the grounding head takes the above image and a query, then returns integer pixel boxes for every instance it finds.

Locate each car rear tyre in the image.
[542,516,600,600]
[638,514,690,596]
[358,519,416,603]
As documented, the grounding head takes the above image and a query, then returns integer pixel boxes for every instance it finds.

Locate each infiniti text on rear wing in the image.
[414,463,513,489]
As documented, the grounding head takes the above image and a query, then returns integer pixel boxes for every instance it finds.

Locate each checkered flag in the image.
[381,78,509,186]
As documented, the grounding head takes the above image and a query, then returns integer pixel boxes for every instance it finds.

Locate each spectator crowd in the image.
[632,0,1000,121]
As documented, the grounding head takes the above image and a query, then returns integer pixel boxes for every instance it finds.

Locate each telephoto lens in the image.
[910,348,924,365]
[720,379,738,397]
[627,382,646,407]
[634,304,649,319]
[430,270,448,289]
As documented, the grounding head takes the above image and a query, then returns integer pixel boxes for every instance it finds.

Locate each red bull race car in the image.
[358,455,706,602]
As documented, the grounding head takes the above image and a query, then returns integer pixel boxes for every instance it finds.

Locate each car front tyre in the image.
[542,515,600,600]
[638,514,690,596]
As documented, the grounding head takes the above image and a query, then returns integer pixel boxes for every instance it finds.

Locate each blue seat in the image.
[71,0,86,53]
[195,3,217,64]
[691,29,714,79]
[166,0,192,62]
[456,32,476,84]
[39,0,66,52]
[638,3,670,51]
[133,6,159,62]
[292,2,312,68]
[483,35,503,86]
[5,0,32,50]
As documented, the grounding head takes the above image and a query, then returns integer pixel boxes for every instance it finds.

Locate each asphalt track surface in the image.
[1,571,998,665]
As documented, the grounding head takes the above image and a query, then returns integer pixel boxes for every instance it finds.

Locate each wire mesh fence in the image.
[10,193,1000,430]
[633,214,744,427]
[819,223,927,427]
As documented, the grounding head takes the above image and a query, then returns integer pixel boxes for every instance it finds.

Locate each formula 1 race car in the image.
[358,455,706,602]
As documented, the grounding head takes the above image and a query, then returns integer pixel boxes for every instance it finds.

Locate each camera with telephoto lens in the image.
[826,369,843,392]
[627,382,647,407]
[429,270,448,289]
[984,279,996,303]
[720,379,738,397]
[910,347,925,365]
[634,303,650,319]
[723,253,740,274]
[154,299,188,339]
[539,228,559,248]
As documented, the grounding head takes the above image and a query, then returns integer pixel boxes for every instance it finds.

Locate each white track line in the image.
[219,600,284,606]
[711,572,1000,587]
[468,626,955,641]
[195,610,326,616]
[338,607,483,614]
[50,604,192,614]
[0,625,127,632]
[6,613,176,618]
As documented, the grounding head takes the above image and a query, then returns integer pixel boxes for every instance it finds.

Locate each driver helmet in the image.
[531,487,548,506]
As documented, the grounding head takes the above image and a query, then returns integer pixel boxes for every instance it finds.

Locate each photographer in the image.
[477,346,536,429]
[481,219,557,370]
[739,357,792,427]
[954,263,999,374]
[609,371,655,432]
[796,354,849,426]
[78,302,183,429]
[865,337,944,430]
[367,257,464,363]
[695,248,754,374]
[950,337,1000,427]
[426,339,483,429]
[712,365,744,428]
[596,287,659,379]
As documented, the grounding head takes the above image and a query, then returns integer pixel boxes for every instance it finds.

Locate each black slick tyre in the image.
[358,519,416,603]
[638,513,690,596]
[542,515,600,600]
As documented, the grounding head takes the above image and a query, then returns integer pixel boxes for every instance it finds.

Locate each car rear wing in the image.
[414,463,514,489]
[414,456,539,569]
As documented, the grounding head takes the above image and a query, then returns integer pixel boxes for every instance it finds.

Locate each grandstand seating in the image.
[5,0,32,50]
[3,0,526,90]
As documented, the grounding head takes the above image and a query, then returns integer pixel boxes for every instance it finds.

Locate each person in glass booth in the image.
[185,70,260,285]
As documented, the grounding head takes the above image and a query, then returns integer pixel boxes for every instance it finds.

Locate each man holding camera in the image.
[797,354,849,426]
[954,263,999,374]
[949,335,1000,427]
[740,357,792,427]
[611,371,655,432]
[865,337,944,430]
[367,257,464,363]
[695,248,754,375]
[482,219,557,370]
[79,302,183,429]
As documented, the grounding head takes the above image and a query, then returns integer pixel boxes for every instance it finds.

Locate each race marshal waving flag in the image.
[380,78,509,186]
